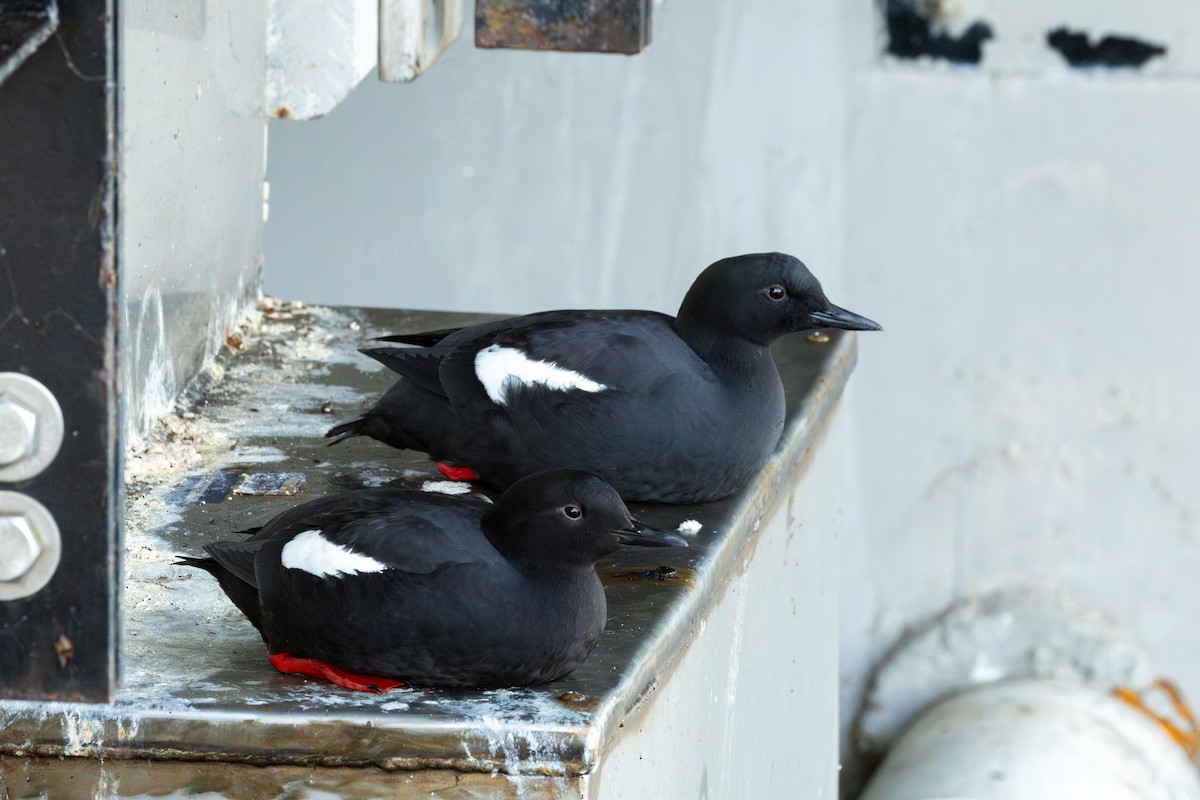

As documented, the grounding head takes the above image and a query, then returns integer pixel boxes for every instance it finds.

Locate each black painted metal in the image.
[0,0,58,87]
[0,0,119,702]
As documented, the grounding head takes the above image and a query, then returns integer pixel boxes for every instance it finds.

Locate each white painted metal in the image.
[378,0,463,82]
[120,0,270,440]
[264,0,848,314]
[839,1,1200,785]
[265,0,378,120]
[594,416,844,799]
[905,0,1198,74]
[860,679,1200,800]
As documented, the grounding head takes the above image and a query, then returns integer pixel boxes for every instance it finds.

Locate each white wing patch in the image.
[280,529,389,579]
[474,344,607,406]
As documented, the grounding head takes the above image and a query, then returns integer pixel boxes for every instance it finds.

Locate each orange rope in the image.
[1112,678,1200,759]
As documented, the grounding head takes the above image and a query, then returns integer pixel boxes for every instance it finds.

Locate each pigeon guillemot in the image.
[178,470,686,691]
[327,252,880,503]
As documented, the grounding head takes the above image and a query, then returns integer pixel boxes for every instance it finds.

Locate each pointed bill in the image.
[805,304,882,332]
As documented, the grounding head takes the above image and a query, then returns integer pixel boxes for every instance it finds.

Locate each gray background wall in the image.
[264,0,1200,789]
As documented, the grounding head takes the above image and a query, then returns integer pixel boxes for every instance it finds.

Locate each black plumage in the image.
[178,470,686,690]
[328,252,880,503]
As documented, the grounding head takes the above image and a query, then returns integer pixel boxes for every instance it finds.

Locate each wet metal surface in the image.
[476,0,651,55]
[0,302,857,775]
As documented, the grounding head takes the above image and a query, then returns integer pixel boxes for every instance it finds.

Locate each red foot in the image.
[268,652,405,693]
[437,462,480,482]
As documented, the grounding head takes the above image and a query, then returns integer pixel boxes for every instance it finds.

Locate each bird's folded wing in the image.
[204,539,266,587]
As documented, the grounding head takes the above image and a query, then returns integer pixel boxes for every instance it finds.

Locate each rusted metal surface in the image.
[0,0,119,703]
[0,301,856,775]
[475,0,651,54]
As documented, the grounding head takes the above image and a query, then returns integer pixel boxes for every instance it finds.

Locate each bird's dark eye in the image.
[563,505,583,519]
[764,285,787,301]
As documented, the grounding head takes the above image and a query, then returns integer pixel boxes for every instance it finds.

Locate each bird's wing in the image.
[323,505,493,575]
[359,315,557,400]
[358,342,453,399]
[204,539,268,587]
[372,326,464,347]
[437,310,704,406]
[250,492,496,579]
[360,310,708,410]
[244,489,474,542]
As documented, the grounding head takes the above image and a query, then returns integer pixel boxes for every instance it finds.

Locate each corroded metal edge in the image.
[0,305,857,776]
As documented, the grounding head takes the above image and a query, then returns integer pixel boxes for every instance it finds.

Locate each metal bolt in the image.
[0,398,38,465]
[0,514,41,582]
[0,373,64,483]
[0,492,61,600]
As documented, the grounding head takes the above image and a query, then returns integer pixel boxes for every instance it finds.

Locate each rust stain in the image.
[224,325,243,352]
[602,564,695,590]
[274,107,291,119]
[555,691,600,711]
[475,0,650,54]
[54,634,75,669]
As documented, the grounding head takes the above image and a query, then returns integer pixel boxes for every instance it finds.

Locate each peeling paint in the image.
[1047,27,1167,69]
[884,0,993,64]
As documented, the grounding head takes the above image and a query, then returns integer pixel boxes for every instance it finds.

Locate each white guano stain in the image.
[474,344,606,406]
[421,480,473,496]
[281,530,389,579]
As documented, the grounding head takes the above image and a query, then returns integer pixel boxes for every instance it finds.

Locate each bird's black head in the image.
[481,469,686,568]
[675,253,881,347]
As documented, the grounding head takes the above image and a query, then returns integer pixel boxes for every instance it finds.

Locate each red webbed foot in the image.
[269,652,405,693]
[437,462,480,482]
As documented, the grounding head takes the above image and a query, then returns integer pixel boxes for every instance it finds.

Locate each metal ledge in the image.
[0,303,857,776]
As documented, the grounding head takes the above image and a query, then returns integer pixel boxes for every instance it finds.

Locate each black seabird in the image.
[328,252,880,503]
[178,470,686,691]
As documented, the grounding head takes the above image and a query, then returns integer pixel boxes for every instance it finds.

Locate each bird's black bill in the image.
[805,304,882,332]
[615,519,688,548]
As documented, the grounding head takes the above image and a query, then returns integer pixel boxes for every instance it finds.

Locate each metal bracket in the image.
[476,0,652,54]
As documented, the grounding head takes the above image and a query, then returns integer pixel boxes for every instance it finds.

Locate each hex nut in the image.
[0,492,61,600]
[0,514,41,582]
[0,398,38,465]
[0,373,64,483]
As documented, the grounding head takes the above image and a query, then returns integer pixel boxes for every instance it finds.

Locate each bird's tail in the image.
[325,415,367,445]
[176,553,267,640]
